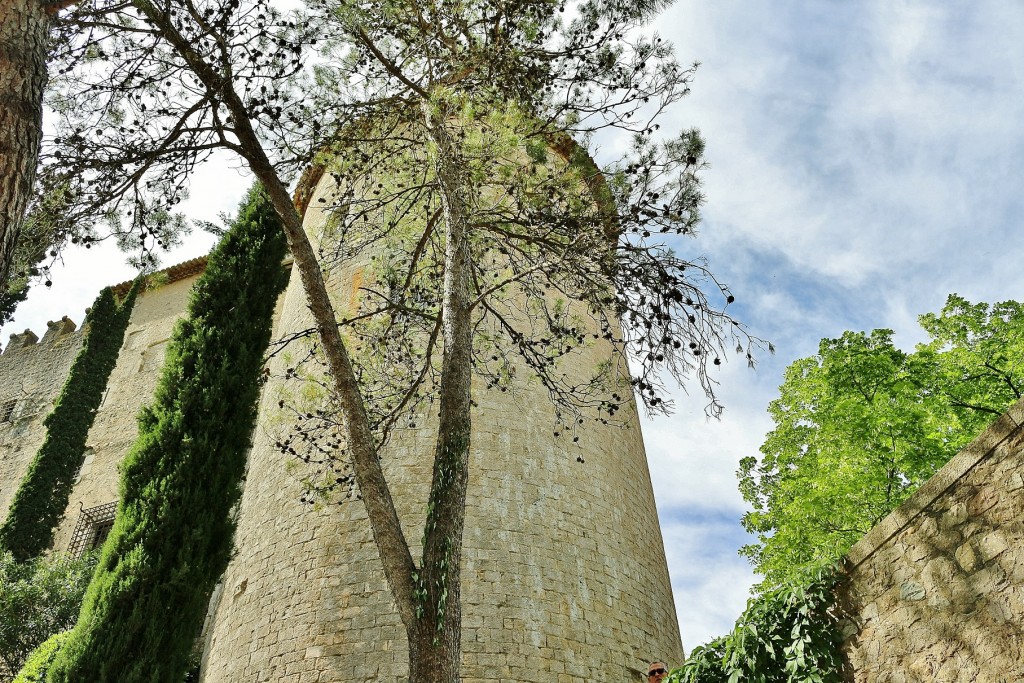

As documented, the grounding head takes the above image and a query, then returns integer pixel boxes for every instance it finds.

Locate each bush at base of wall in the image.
[0,551,97,677]
[670,565,845,683]
[12,632,69,683]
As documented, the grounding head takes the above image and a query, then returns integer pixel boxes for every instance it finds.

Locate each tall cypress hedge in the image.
[45,185,289,683]
[0,281,140,562]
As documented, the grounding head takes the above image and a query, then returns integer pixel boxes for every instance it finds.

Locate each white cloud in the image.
[641,0,1024,653]
[661,517,759,651]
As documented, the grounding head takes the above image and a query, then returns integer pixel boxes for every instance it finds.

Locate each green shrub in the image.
[12,631,70,683]
[0,552,96,677]
[671,565,844,683]
[0,282,139,562]
[46,185,289,683]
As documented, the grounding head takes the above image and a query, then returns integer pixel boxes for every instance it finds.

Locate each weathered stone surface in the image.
[197,173,684,682]
[0,167,684,681]
[954,543,981,572]
[839,396,1024,682]
[0,327,83,519]
[50,276,202,554]
[899,581,925,601]
[977,530,1009,563]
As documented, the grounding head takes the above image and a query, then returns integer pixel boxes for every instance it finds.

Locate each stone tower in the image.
[0,163,683,682]
[198,164,684,682]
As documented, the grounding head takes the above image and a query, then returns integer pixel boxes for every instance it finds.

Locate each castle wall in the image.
[0,323,82,521]
[199,170,684,682]
[838,397,1024,682]
[48,274,203,554]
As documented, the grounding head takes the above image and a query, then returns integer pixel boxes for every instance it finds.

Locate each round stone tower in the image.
[200,160,684,682]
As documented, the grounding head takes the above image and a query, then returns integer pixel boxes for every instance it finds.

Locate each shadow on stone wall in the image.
[836,401,1024,682]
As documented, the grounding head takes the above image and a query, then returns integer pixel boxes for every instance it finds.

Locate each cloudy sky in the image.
[643,0,1024,652]
[5,0,1024,659]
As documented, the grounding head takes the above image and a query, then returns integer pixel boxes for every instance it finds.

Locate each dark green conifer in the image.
[45,185,289,683]
[0,281,140,561]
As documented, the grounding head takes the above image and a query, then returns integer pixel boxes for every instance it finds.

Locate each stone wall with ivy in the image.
[838,397,1024,681]
[49,272,206,556]
[0,321,82,523]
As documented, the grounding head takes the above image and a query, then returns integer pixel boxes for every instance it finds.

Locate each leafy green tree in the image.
[45,186,288,683]
[0,552,97,677]
[670,566,844,683]
[917,294,1024,422]
[739,295,1024,587]
[0,282,139,562]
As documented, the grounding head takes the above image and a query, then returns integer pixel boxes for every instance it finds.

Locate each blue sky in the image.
[641,0,1024,651]
[5,0,1024,660]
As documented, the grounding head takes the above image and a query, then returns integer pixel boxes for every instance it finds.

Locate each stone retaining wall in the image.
[838,398,1024,682]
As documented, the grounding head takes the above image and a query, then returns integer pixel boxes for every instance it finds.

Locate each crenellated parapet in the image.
[4,329,39,354]
[0,317,86,522]
[3,316,79,355]
[41,316,78,344]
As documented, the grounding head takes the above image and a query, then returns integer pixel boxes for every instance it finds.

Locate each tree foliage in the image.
[33,0,764,678]
[669,565,844,683]
[45,186,289,683]
[0,282,139,562]
[739,294,1024,587]
[0,552,97,679]
[12,631,70,683]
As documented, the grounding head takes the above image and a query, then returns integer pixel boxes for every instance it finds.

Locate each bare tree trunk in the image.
[0,0,50,291]
[407,100,475,683]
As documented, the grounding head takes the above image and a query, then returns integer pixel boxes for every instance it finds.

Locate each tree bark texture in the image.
[0,0,49,291]
[407,100,476,683]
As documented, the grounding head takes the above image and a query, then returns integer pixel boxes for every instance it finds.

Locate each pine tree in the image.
[46,185,289,683]
[0,282,139,562]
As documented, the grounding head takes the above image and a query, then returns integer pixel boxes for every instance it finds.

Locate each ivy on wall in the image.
[0,281,140,562]
[670,565,845,683]
[45,185,289,683]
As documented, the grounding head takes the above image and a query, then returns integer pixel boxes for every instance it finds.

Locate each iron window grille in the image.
[0,399,16,423]
[68,500,118,557]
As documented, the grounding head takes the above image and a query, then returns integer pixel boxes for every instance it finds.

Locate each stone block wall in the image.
[0,170,685,681]
[49,273,203,554]
[0,322,83,521]
[200,169,684,683]
[838,398,1024,682]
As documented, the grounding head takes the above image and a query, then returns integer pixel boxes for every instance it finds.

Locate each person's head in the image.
[647,661,668,683]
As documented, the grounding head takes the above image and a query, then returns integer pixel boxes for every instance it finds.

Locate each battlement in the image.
[3,316,79,356]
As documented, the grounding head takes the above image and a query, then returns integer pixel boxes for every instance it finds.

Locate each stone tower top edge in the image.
[3,317,81,356]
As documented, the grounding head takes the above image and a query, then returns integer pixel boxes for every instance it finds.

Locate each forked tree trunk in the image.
[407,101,476,683]
[0,0,50,290]
[131,0,421,627]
